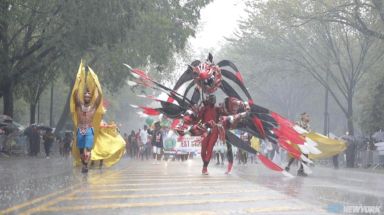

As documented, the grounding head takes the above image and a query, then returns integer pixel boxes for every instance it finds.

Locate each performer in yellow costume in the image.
[70,60,126,173]
[284,113,346,176]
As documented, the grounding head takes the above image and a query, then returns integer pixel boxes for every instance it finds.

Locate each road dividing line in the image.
[148,211,217,215]
[89,180,242,187]
[245,206,309,213]
[84,185,265,193]
[99,176,235,180]
[61,189,264,201]
[91,178,240,185]
[0,184,81,214]
[12,172,119,214]
[38,196,289,212]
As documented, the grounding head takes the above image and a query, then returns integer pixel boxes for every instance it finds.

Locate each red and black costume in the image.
[126,53,313,176]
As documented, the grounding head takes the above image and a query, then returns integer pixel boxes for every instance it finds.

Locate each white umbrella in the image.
[372,130,384,141]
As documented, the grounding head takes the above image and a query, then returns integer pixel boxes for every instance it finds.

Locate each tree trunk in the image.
[323,72,329,136]
[37,99,40,124]
[54,87,72,136]
[30,103,37,124]
[347,95,354,135]
[1,2,11,117]
[49,82,54,127]
[2,80,14,117]
[345,93,355,168]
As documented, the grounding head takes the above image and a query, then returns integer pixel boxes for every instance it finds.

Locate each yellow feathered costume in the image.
[305,132,346,159]
[70,60,126,167]
[249,132,346,160]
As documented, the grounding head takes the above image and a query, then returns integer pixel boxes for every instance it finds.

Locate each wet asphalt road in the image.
[0,156,383,215]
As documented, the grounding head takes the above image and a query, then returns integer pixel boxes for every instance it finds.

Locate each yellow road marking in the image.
[62,189,263,201]
[89,180,241,187]
[19,191,79,215]
[93,178,240,183]
[85,185,263,193]
[2,168,129,214]
[102,175,233,179]
[18,171,122,215]
[38,196,289,212]
[145,206,312,215]
[149,212,217,215]
[245,206,308,213]
[0,184,81,214]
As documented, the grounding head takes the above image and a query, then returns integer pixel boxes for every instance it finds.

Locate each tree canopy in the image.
[0,0,211,129]
[223,0,384,135]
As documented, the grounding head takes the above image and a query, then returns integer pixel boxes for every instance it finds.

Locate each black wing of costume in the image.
[126,57,315,175]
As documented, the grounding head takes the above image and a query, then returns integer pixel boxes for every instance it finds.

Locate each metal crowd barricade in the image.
[373,142,384,169]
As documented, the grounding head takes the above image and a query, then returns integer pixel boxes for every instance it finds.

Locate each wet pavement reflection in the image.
[1,156,383,214]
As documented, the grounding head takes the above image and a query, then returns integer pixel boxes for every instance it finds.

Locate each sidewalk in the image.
[315,164,384,175]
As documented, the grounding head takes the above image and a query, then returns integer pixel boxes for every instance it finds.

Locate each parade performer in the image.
[125,53,321,176]
[70,61,125,173]
[198,95,219,174]
[173,95,250,174]
[285,113,347,176]
[285,112,311,176]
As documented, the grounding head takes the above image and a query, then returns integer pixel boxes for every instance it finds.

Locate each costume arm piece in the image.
[225,97,250,114]
[93,87,102,109]
[74,89,82,108]
[174,109,207,136]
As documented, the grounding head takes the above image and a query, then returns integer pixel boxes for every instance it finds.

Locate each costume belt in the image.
[78,125,92,135]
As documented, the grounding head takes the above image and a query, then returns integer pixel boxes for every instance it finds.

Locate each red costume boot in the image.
[202,166,209,175]
[225,162,233,175]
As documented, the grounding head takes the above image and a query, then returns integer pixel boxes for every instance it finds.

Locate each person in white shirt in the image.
[139,125,149,160]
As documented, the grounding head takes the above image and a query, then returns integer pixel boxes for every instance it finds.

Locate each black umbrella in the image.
[38,125,52,132]
[0,122,9,127]
[0,115,12,125]
[340,134,355,142]
[372,130,384,141]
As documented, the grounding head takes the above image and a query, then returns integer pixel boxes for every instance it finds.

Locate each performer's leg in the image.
[297,154,308,176]
[205,128,219,167]
[225,141,233,174]
[201,135,210,174]
[79,148,85,164]
[79,148,88,173]
[201,137,208,163]
[82,128,94,173]
[285,157,295,172]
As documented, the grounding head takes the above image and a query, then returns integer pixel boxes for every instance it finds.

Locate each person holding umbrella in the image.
[28,125,40,156]
[43,128,55,159]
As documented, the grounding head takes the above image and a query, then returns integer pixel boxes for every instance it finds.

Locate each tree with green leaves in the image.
[286,0,384,40]
[227,0,384,135]
[52,0,212,133]
[0,0,63,117]
[1,0,212,129]
[359,74,384,134]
